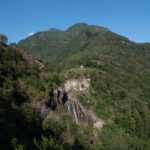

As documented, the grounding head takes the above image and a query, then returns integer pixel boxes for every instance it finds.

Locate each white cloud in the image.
[28,32,34,36]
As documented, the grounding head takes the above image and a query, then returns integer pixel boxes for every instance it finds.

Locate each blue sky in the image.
[0,0,150,43]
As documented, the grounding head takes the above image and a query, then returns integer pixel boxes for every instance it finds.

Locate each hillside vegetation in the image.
[1,23,150,149]
[0,43,99,150]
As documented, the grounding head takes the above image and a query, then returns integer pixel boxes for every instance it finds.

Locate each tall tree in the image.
[0,34,8,44]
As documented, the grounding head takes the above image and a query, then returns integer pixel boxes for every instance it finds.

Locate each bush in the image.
[34,136,63,150]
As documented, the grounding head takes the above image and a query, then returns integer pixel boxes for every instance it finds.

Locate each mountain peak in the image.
[66,23,110,35]
[66,23,88,32]
[46,28,63,33]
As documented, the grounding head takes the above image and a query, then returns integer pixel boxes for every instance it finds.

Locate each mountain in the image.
[18,23,110,62]
[1,42,105,149]
[1,23,150,149]
[18,23,150,68]
[0,42,129,150]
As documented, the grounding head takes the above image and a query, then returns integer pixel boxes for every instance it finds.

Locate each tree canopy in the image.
[0,34,8,44]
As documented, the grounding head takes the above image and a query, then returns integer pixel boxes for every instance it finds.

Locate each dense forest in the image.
[1,23,150,150]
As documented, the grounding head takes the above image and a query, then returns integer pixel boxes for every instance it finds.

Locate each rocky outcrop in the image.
[64,78,90,92]
[22,51,45,70]
[30,101,51,119]
[93,121,105,129]
[49,77,105,128]
[35,59,45,70]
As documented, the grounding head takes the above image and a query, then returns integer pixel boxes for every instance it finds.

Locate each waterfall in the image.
[66,99,96,126]
[49,77,105,128]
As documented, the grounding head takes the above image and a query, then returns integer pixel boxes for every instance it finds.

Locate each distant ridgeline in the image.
[18,23,150,68]
[18,23,110,64]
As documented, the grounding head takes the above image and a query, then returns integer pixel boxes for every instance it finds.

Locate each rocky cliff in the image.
[49,77,105,128]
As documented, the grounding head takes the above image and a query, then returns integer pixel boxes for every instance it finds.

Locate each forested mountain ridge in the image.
[18,23,110,62]
[18,23,150,70]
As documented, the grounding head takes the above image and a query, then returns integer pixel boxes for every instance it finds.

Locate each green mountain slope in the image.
[18,28,69,60]
[2,23,150,149]
[0,43,98,149]
[18,23,110,62]
[18,23,150,68]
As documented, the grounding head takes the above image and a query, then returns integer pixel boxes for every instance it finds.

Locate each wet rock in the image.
[66,99,96,126]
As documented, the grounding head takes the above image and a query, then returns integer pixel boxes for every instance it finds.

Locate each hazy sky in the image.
[0,0,150,43]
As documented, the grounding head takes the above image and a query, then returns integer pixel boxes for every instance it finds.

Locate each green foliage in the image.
[42,118,65,137]
[21,103,42,126]
[70,122,78,135]
[34,136,63,150]
[24,74,46,91]
[97,124,150,150]
[11,138,25,150]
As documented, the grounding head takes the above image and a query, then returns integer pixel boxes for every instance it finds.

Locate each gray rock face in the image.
[30,101,51,119]
[35,59,45,70]
[64,78,90,93]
